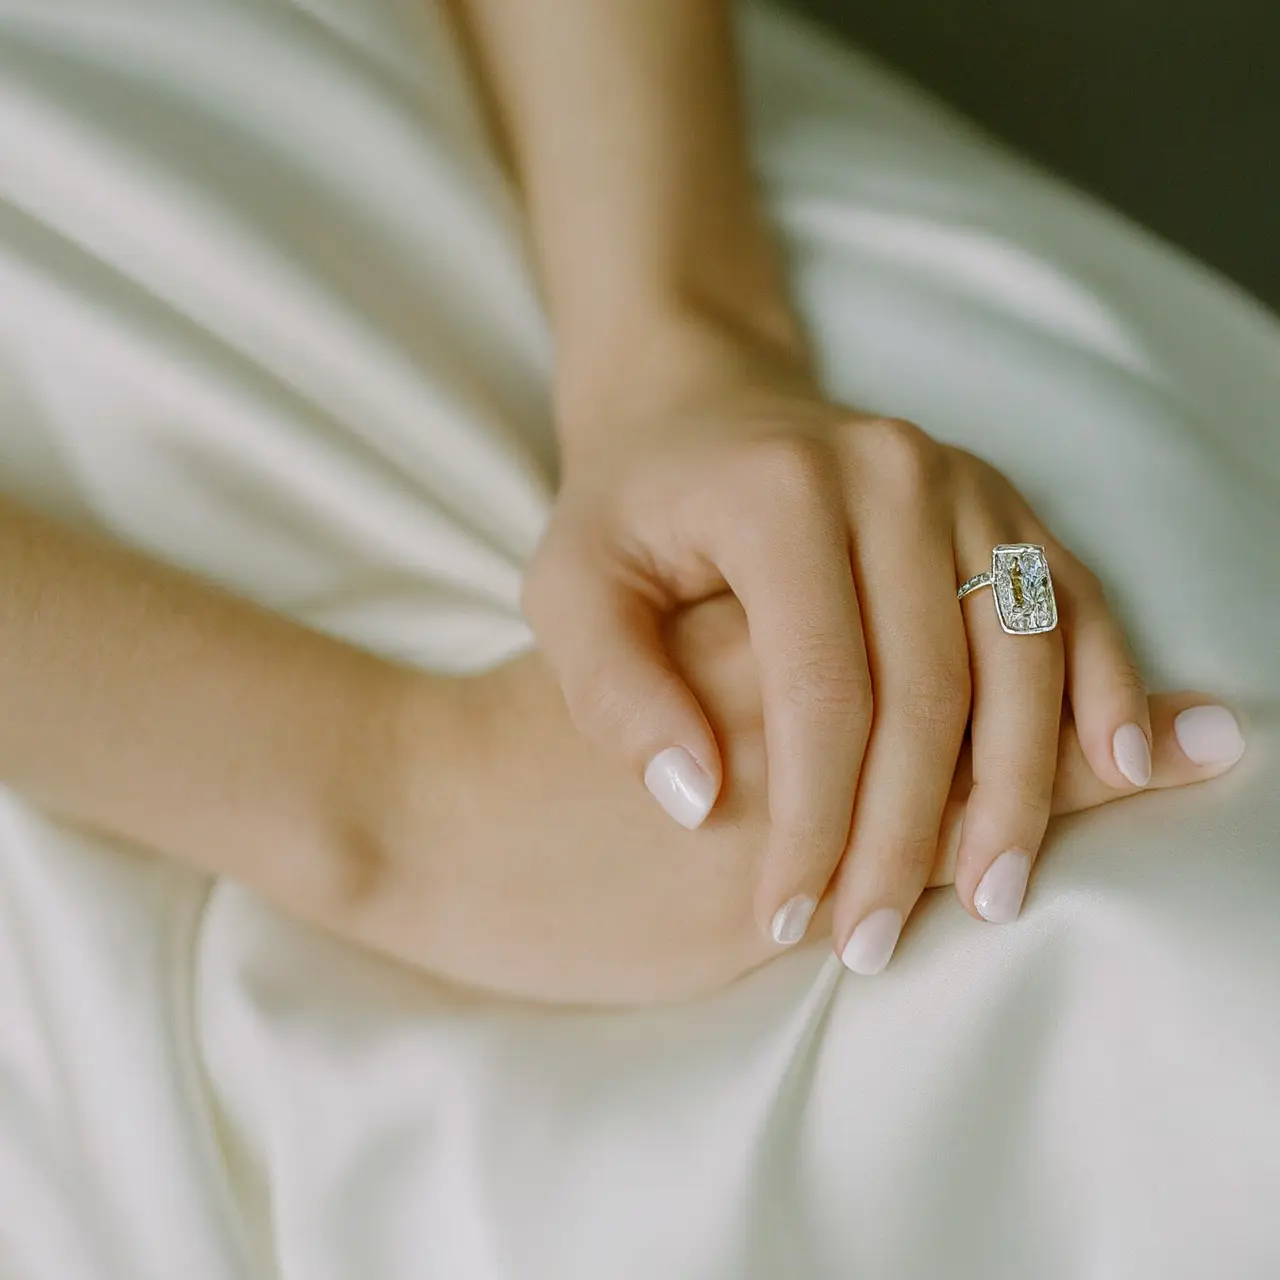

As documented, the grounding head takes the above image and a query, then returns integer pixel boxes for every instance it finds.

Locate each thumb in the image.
[522,548,723,830]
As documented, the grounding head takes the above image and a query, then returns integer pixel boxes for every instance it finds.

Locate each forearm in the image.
[0,497,441,915]
[447,0,811,435]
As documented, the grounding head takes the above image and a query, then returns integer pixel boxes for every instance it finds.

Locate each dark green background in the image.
[786,0,1279,314]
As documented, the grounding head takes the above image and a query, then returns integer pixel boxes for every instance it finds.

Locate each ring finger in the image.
[954,519,1065,923]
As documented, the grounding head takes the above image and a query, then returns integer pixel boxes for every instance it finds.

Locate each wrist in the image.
[553,293,817,456]
[327,655,526,925]
[313,661,476,922]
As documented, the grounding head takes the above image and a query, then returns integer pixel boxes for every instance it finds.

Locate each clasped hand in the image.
[522,326,1172,972]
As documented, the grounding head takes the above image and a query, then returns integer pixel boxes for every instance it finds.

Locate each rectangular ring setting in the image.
[991,544,1057,635]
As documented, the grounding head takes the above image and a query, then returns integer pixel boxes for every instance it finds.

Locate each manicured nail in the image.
[973,849,1031,924]
[1113,722,1152,787]
[771,894,817,946]
[840,908,903,976]
[644,747,716,830]
[1174,705,1245,768]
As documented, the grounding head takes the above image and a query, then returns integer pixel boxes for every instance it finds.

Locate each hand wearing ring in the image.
[527,333,1156,976]
[818,427,1151,968]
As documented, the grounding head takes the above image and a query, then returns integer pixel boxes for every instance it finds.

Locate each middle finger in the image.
[831,474,970,975]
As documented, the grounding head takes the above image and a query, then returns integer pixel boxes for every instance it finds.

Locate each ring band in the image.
[956,571,993,601]
[957,543,1058,635]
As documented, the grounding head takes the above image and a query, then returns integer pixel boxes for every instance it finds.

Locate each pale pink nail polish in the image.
[771,895,817,946]
[1113,722,1152,787]
[973,849,1031,924]
[1174,705,1245,768]
[840,908,903,975]
[644,747,716,829]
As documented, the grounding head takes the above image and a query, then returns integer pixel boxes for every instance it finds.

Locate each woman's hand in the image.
[522,320,1163,966]
[333,594,1243,1005]
[443,0,1168,969]
[450,0,1155,966]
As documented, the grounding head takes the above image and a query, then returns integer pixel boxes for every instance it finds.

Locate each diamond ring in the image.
[957,543,1058,635]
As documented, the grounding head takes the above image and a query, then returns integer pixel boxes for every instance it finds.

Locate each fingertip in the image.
[770,894,818,946]
[1112,721,1153,788]
[1173,704,1246,770]
[972,848,1031,924]
[1061,597,1152,790]
[644,745,720,830]
[839,907,904,975]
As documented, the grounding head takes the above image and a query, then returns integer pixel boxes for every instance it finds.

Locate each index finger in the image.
[712,449,870,944]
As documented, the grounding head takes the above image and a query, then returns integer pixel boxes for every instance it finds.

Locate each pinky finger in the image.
[1053,691,1246,814]
[1058,558,1153,792]
[927,692,1247,888]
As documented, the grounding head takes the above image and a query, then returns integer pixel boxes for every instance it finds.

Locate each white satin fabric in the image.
[1,2,1278,1276]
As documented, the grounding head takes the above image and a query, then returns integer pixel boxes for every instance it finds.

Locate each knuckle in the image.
[951,446,1019,511]
[841,832,936,906]
[950,453,991,509]
[781,641,871,719]
[747,434,833,503]
[873,415,928,448]
[864,418,941,497]
[874,647,971,739]
[898,677,971,741]
[897,832,940,884]
[1011,788,1053,833]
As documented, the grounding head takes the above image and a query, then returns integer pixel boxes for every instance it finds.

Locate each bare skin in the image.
[446,0,1161,964]
[0,497,1238,1005]
[353,595,1236,1003]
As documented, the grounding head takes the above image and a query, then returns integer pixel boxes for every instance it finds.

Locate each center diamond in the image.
[991,544,1057,635]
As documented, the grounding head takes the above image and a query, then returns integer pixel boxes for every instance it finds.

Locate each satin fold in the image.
[0,2,1277,1275]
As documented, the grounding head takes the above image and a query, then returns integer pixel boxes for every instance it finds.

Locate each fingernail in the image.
[1113,721,1152,787]
[840,907,903,976]
[771,894,817,946]
[1174,705,1245,768]
[973,849,1031,924]
[644,747,716,830]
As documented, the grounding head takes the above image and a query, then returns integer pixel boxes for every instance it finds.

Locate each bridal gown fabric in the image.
[1,1,1278,1275]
